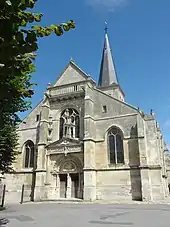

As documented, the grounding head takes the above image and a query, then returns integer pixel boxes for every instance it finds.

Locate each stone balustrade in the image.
[49,84,84,97]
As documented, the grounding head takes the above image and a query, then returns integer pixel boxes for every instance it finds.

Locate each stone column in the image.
[66,173,72,199]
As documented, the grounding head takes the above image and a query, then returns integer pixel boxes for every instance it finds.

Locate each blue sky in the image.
[20,0,170,147]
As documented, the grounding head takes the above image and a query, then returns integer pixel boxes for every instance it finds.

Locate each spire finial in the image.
[98,21,119,87]
[105,21,108,34]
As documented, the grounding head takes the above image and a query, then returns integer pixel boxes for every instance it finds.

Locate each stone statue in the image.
[62,109,77,138]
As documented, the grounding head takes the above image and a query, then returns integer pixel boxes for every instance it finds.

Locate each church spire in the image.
[98,22,118,87]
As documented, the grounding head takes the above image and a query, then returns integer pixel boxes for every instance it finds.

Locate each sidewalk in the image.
[22,196,170,205]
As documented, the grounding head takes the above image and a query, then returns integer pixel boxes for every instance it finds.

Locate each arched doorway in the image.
[57,156,83,199]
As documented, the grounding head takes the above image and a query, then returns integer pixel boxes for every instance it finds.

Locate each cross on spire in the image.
[104,21,108,34]
[98,22,119,87]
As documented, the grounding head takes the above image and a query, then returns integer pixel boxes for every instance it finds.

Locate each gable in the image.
[53,61,89,86]
[93,88,138,117]
[18,101,43,131]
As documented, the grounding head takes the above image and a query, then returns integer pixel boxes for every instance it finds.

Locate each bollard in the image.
[20,184,24,204]
[1,184,6,208]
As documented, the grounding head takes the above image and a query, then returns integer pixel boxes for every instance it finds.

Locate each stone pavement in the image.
[0,202,170,227]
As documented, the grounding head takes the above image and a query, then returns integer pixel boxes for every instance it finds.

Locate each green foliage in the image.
[0,124,18,173]
[0,0,75,172]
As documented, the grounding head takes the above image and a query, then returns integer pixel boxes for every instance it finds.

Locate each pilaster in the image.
[83,141,96,201]
[49,173,59,200]
[137,115,152,201]
[83,85,96,201]
[35,95,50,201]
[37,98,50,170]
[84,170,96,201]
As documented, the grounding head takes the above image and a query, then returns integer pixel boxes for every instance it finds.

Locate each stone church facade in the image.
[3,30,170,203]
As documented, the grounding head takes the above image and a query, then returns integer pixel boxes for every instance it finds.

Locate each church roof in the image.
[98,28,118,87]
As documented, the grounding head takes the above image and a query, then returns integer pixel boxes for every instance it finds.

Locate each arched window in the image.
[24,140,34,168]
[108,127,124,164]
[60,108,80,139]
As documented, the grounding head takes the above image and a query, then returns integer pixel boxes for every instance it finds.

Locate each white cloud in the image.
[86,0,127,12]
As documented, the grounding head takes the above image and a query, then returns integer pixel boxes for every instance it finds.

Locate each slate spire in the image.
[98,22,118,87]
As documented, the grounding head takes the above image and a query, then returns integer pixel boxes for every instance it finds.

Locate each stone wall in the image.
[96,168,142,201]
[149,169,165,200]
[82,86,145,201]
[165,150,170,188]
[3,173,33,204]
[96,170,131,201]
[97,85,124,102]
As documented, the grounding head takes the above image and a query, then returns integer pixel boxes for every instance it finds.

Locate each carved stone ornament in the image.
[50,169,58,175]
[62,162,76,172]
[48,145,82,155]
[46,137,83,155]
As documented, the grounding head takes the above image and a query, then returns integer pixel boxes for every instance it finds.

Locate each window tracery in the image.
[24,140,34,168]
[108,127,124,164]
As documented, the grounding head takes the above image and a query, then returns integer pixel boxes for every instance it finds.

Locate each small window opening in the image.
[36,114,40,122]
[74,85,78,91]
[49,129,52,135]
[102,105,107,113]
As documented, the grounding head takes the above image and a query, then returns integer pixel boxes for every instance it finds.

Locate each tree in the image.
[0,0,75,172]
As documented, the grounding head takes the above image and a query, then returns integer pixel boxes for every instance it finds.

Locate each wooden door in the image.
[60,174,67,198]
[71,174,79,198]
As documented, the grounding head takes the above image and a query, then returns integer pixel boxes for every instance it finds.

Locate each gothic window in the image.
[60,108,80,139]
[108,127,124,164]
[24,140,34,168]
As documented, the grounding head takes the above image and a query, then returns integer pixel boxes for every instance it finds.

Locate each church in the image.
[3,28,170,203]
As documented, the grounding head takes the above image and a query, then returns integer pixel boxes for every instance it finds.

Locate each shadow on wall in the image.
[0,218,9,227]
[128,124,142,201]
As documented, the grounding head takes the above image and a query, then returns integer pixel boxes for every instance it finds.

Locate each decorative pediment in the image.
[46,138,83,155]
[47,138,82,148]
